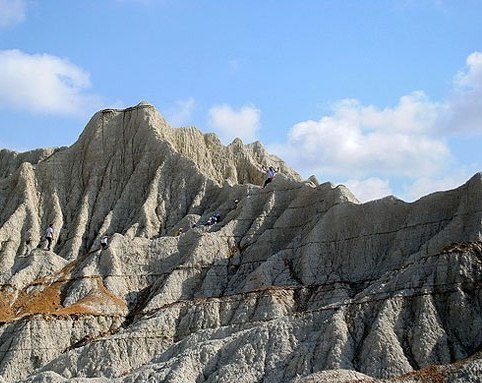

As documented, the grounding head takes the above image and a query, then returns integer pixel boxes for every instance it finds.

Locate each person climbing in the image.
[100,235,109,250]
[24,238,32,256]
[175,227,183,236]
[204,213,221,226]
[45,223,54,251]
[262,166,279,188]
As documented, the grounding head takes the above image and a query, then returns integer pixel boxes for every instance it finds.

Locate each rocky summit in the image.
[0,102,481,383]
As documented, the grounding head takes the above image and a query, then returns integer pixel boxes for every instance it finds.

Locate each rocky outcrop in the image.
[0,103,481,382]
[0,147,63,180]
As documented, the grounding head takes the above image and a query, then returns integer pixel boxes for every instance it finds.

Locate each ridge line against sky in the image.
[0,0,481,202]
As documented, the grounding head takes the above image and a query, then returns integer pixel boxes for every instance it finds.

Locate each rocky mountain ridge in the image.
[0,102,481,382]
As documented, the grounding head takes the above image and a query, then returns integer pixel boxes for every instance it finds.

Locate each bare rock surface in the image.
[0,102,481,382]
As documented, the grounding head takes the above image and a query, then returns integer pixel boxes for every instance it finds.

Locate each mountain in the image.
[0,102,480,383]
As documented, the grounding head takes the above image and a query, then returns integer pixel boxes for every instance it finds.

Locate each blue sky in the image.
[1,0,481,202]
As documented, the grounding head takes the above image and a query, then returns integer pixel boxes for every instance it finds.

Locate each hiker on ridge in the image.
[262,166,279,188]
[204,213,222,226]
[100,235,109,250]
[45,223,54,251]
[22,237,32,256]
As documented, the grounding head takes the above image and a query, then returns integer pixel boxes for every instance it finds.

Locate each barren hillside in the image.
[0,103,481,383]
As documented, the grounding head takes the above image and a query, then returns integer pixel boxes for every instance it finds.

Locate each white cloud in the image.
[208,104,261,144]
[164,97,195,127]
[0,0,27,28]
[269,51,482,203]
[272,91,450,179]
[441,51,482,134]
[0,49,103,116]
[342,177,393,202]
[455,52,482,91]
[403,174,470,202]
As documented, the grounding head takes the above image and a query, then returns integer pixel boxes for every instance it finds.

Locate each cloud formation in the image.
[441,52,482,134]
[402,174,470,201]
[164,97,195,127]
[343,177,393,202]
[271,51,482,202]
[0,49,102,116]
[0,0,27,28]
[273,92,450,178]
[208,104,261,144]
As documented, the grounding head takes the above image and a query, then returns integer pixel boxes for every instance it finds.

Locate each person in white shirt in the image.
[262,166,279,188]
[100,235,109,250]
[45,224,54,251]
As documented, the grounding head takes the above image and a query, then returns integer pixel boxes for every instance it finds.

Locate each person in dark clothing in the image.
[24,238,32,256]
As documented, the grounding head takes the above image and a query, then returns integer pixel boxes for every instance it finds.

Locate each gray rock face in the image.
[0,103,481,383]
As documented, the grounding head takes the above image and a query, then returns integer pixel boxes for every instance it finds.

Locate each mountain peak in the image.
[0,102,481,382]
[73,103,302,186]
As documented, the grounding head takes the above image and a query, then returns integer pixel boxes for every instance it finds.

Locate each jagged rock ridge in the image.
[0,102,481,383]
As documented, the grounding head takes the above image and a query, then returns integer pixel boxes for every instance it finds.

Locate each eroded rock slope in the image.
[0,103,481,383]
